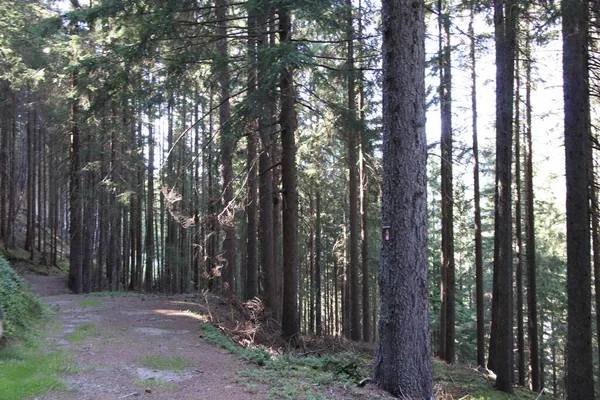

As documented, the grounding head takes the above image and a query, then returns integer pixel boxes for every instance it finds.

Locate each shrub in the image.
[0,256,46,341]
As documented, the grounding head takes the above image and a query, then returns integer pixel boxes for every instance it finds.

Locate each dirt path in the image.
[23,275,271,400]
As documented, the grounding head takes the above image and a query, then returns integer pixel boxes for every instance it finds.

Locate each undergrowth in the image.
[0,255,47,341]
[202,324,370,399]
[0,255,76,399]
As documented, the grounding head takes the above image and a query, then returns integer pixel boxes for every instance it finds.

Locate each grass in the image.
[138,355,194,371]
[0,336,76,400]
[65,323,101,343]
[78,298,102,307]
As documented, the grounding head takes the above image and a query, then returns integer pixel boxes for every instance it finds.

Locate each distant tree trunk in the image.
[216,0,235,293]
[193,89,202,291]
[488,0,517,391]
[524,24,540,391]
[145,117,155,293]
[315,191,322,336]
[358,10,371,340]
[0,82,8,241]
[469,4,485,369]
[68,68,83,294]
[438,0,455,363]
[345,0,361,342]
[25,109,35,258]
[279,6,299,340]
[562,0,594,396]
[375,0,433,397]
[257,11,278,316]
[246,127,258,300]
[245,8,258,300]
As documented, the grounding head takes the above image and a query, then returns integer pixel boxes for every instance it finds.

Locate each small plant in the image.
[138,355,194,371]
[65,323,101,343]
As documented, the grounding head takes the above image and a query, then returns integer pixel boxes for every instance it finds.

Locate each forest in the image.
[0,0,598,398]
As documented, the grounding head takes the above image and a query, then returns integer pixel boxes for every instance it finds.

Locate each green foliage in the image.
[0,256,46,341]
[138,355,194,371]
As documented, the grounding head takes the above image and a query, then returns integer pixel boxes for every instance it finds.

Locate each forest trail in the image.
[23,275,270,400]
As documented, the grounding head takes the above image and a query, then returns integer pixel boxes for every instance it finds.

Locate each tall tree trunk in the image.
[358,0,371,341]
[469,4,485,369]
[514,53,525,387]
[345,0,361,342]
[375,0,432,397]
[562,0,594,396]
[216,0,236,293]
[524,24,540,391]
[438,0,455,363]
[315,191,322,336]
[68,68,83,294]
[488,0,517,391]
[245,7,258,300]
[279,6,299,341]
[145,117,155,293]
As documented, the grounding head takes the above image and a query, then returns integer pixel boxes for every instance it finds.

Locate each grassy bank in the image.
[0,255,74,400]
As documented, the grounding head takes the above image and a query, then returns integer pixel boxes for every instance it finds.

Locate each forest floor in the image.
[17,273,392,400]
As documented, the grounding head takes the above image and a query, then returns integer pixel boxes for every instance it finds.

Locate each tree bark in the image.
[438,0,455,363]
[469,4,485,369]
[524,25,540,391]
[562,0,594,396]
[216,0,236,294]
[345,0,361,342]
[514,53,525,387]
[375,0,432,397]
[279,6,300,341]
[488,0,517,391]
